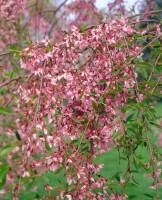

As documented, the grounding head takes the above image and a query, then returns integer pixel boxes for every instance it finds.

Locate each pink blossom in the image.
[9,17,142,199]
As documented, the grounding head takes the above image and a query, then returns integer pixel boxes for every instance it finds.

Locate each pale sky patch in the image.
[95,0,138,10]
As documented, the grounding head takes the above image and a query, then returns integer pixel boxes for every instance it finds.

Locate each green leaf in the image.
[127,183,138,188]
[137,102,145,108]
[100,96,106,104]
[62,98,68,105]
[45,141,51,151]
[92,101,98,112]
[131,176,140,185]
[24,178,35,191]
[90,90,96,96]
[0,164,9,187]
[71,139,80,146]
[115,173,120,182]
[97,79,107,84]
[108,88,122,95]
[0,142,22,157]
[149,122,161,129]
[32,153,42,160]
[113,130,122,139]
[44,170,66,188]
[36,176,45,198]
[9,49,20,54]
[79,24,88,32]
[78,92,84,100]
[126,114,134,122]
[10,71,16,80]
[133,154,147,170]
[0,106,12,114]
[128,195,137,199]
[143,193,154,199]
[55,167,64,175]
[19,191,36,200]
[71,117,80,124]
[140,68,148,79]
[133,33,142,38]
[16,131,21,141]
[81,118,88,125]
[81,145,89,152]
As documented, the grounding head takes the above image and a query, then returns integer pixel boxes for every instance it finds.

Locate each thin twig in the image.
[32,62,45,128]
[0,75,28,88]
[3,97,13,107]
[48,17,60,37]
[77,120,90,152]
[144,118,160,200]
[130,19,160,25]
[52,0,68,15]
[129,10,162,19]
[150,76,162,95]
[0,52,11,57]
[148,54,161,82]
[38,2,67,15]
[48,0,68,37]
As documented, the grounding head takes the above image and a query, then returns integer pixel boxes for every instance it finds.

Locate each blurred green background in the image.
[95,102,162,200]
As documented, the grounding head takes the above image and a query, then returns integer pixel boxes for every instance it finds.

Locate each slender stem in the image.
[146,130,159,199]
[143,113,160,200]
[32,62,45,127]
[129,10,162,19]
[150,76,162,95]
[48,0,68,37]
[4,97,13,107]
[77,120,90,152]
[38,0,68,15]
[148,54,160,82]
[130,19,160,25]
[0,75,27,88]
[0,51,11,57]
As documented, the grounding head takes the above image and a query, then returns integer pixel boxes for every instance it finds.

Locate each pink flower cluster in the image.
[14,18,140,199]
[0,0,25,19]
[0,0,26,51]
